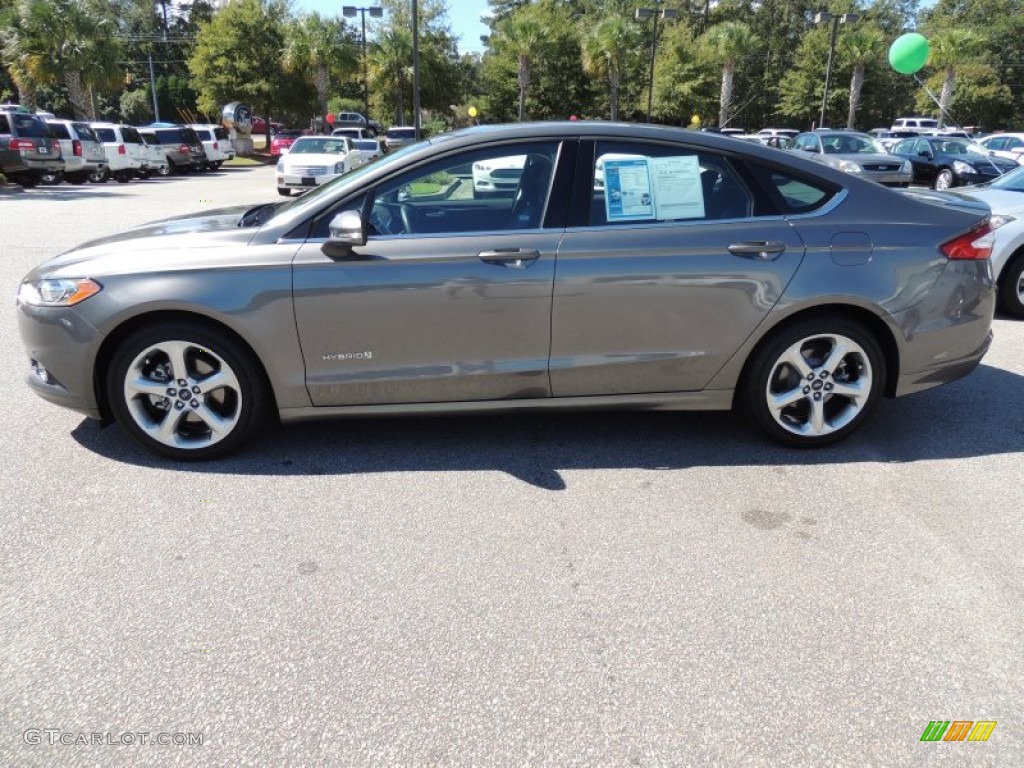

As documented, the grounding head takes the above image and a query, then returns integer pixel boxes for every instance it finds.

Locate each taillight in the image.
[117,144,126,155]
[212,141,219,150]
[72,139,82,157]
[179,144,189,154]
[9,138,35,150]
[940,221,993,260]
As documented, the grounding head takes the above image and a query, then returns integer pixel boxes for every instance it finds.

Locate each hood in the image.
[280,152,350,166]
[27,205,262,279]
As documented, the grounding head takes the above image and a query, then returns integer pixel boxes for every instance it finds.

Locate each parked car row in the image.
[1,108,235,187]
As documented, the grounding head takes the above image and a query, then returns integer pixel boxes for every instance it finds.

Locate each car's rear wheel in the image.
[12,173,39,188]
[89,167,109,183]
[157,163,173,177]
[999,252,1024,318]
[114,170,132,183]
[107,322,269,460]
[741,317,884,447]
[934,168,954,190]
[277,187,291,197]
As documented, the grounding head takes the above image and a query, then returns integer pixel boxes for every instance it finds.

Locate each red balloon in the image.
[569,115,578,121]
[326,113,336,124]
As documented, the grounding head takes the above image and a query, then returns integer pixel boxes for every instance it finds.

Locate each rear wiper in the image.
[238,202,280,227]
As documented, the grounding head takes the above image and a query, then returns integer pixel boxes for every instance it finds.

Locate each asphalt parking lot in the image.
[1,166,1021,765]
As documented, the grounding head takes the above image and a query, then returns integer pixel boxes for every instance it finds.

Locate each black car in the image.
[890,135,1016,190]
[0,109,63,187]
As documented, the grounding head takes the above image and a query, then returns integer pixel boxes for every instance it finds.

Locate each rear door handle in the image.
[478,249,541,268]
[728,241,787,260]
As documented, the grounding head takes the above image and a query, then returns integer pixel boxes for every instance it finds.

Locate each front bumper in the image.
[277,171,340,191]
[17,302,104,418]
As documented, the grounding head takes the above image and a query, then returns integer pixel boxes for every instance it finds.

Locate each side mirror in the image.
[321,210,366,259]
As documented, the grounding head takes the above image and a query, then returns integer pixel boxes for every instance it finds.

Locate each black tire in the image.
[106,321,270,460]
[998,253,1024,319]
[157,163,173,177]
[933,168,954,190]
[213,161,223,169]
[138,169,151,180]
[739,316,885,447]
[277,187,291,197]
[13,173,39,188]
[89,167,109,183]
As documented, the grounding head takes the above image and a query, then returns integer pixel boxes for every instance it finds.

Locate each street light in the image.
[815,11,858,129]
[343,5,384,122]
[635,3,678,123]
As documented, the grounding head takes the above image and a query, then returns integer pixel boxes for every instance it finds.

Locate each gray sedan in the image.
[791,130,913,187]
[17,122,995,460]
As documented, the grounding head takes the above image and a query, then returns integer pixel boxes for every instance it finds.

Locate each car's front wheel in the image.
[741,317,884,447]
[934,168,954,190]
[89,167,109,183]
[107,322,269,460]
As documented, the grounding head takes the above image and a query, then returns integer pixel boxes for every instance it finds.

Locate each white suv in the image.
[137,129,170,176]
[891,116,940,133]
[45,119,107,184]
[189,123,235,169]
[89,122,145,182]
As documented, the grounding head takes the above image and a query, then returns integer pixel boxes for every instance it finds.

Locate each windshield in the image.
[822,134,886,154]
[986,166,1024,191]
[269,140,426,218]
[933,138,990,158]
[289,138,349,154]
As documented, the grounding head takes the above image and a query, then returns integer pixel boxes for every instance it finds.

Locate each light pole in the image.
[815,11,858,129]
[635,3,678,123]
[343,5,383,121]
[412,0,421,140]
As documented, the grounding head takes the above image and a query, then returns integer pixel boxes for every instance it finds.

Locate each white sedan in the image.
[976,133,1024,166]
[276,136,363,196]
[927,167,1024,317]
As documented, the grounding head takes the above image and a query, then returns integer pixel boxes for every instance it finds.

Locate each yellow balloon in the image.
[468,106,478,118]
[690,114,700,124]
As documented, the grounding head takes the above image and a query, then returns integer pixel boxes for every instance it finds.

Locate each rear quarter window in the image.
[94,127,116,142]
[154,129,181,144]
[195,129,212,141]
[10,113,48,137]
[122,126,142,144]
[745,163,837,214]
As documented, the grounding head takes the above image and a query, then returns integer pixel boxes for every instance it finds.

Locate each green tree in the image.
[188,0,289,142]
[491,11,545,120]
[581,14,639,121]
[925,27,986,126]
[284,12,356,123]
[701,20,760,128]
[2,0,122,118]
[120,87,151,123]
[839,25,885,129]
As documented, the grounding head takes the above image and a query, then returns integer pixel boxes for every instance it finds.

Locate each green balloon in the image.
[889,33,930,75]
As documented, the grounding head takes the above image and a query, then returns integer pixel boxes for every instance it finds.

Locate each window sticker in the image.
[602,155,706,222]
[650,156,705,220]
[604,158,655,221]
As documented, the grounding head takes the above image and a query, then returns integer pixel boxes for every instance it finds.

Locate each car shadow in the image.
[70,363,1024,488]
[15,185,132,200]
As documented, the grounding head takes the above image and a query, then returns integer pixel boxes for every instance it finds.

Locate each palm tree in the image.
[701,21,759,129]
[283,13,356,124]
[581,14,639,121]
[369,27,413,125]
[493,14,545,121]
[839,26,885,130]
[3,0,120,119]
[928,28,985,127]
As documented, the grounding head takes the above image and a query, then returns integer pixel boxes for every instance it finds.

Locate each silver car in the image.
[791,130,912,187]
[17,122,995,460]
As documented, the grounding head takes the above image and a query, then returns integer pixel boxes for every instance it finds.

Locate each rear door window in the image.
[122,126,142,144]
[72,123,98,142]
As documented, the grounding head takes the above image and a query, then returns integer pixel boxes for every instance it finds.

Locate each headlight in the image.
[838,160,862,173]
[989,214,1016,231]
[952,160,975,174]
[901,161,912,173]
[275,161,284,172]
[334,162,345,173]
[18,278,102,307]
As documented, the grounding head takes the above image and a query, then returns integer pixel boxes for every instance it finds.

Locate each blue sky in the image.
[292,0,492,54]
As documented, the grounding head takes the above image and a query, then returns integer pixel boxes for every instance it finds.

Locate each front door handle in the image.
[478,249,541,268]
[728,241,786,260]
